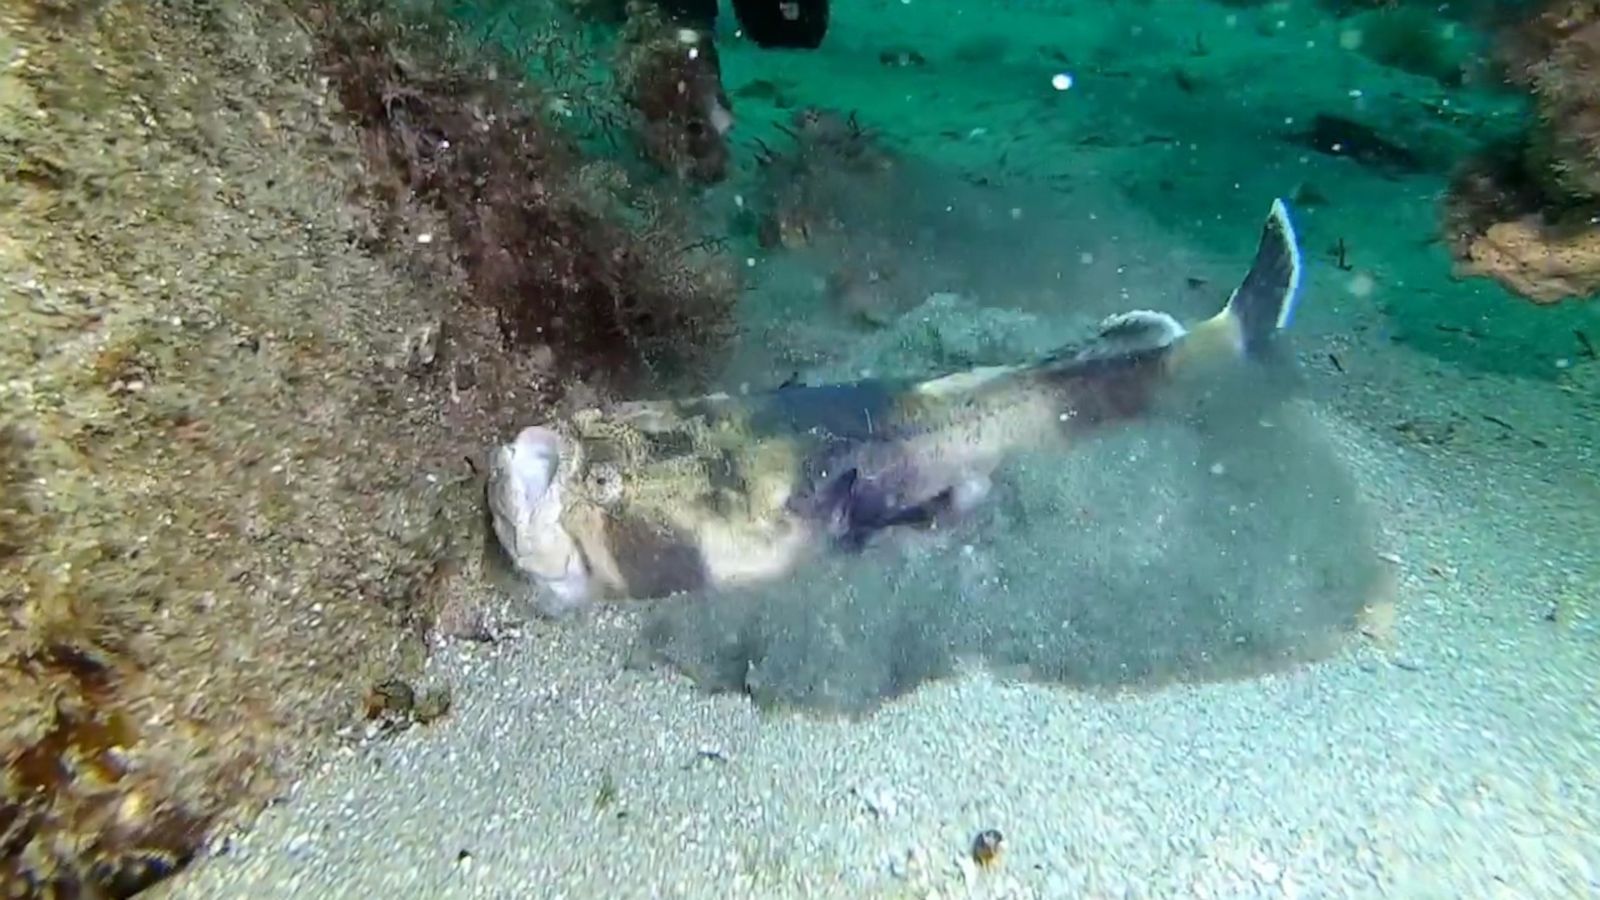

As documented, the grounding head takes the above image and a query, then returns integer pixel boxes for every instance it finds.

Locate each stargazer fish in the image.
[487,199,1305,612]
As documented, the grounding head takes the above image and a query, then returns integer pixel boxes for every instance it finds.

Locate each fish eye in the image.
[585,462,624,507]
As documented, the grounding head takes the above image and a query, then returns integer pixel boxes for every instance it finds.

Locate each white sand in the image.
[165,401,1600,898]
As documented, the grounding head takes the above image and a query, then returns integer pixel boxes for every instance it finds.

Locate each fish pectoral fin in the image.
[877,488,956,529]
[833,482,960,552]
[819,467,862,538]
[846,489,958,551]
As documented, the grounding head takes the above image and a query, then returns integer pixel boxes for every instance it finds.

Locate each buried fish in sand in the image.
[487,199,1306,614]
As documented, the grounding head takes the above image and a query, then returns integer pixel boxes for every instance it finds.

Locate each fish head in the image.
[488,400,820,605]
[486,424,600,613]
[485,404,718,608]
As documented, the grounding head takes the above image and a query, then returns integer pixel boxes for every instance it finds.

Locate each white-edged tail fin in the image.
[1163,199,1304,375]
[1222,197,1302,359]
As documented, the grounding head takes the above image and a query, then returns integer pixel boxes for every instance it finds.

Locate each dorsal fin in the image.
[1030,310,1187,375]
[1071,310,1188,361]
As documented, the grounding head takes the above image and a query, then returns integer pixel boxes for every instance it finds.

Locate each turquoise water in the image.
[452,0,1596,379]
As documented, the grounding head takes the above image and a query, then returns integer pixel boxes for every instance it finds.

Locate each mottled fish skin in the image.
[785,338,1180,549]
[487,199,1304,607]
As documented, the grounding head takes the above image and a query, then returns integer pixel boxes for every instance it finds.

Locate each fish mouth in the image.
[486,425,593,611]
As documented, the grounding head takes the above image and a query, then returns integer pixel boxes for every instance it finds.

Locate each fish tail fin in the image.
[1172,198,1303,371]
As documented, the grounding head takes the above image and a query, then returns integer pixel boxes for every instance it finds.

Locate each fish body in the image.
[488,199,1304,612]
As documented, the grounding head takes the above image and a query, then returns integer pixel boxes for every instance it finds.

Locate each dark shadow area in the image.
[636,346,1390,715]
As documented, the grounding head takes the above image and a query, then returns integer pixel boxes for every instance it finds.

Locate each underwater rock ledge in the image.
[1444,0,1600,304]
[2,0,736,895]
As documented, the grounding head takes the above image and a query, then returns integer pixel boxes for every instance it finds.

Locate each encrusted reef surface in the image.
[1445,0,1600,304]
[0,1,732,895]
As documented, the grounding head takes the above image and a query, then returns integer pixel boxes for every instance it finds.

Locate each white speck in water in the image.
[734,194,744,209]
[1210,462,1226,476]
[746,257,756,268]
[1051,72,1074,91]
[1555,358,1571,369]
[417,233,433,244]
[1079,252,1094,265]
[1347,272,1376,298]
[1010,207,1023,220]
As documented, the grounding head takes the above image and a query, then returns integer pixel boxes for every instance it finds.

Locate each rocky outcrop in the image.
[0,0,736,895]
[1445,1,1600,304]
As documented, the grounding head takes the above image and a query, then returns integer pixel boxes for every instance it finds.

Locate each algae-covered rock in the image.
[3,0,744,888]
[315,0,738,390]
[1454,214,1600,305]
[1502,0,1600,205]
[0,0,628,894]
[1443,2,1600,303]
[614,1,735,184]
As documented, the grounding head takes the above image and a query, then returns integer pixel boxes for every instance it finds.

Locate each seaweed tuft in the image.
[312,0,738,389]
